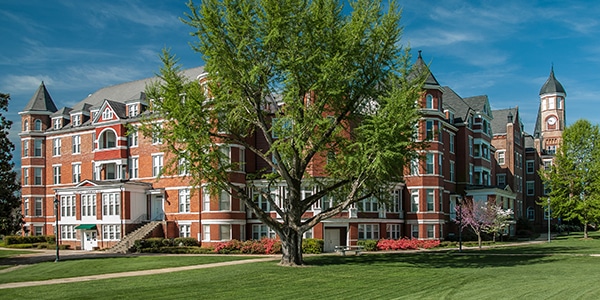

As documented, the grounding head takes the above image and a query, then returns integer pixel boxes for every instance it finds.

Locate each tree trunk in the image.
[584,222,589,239]
[279,227,303,266]
[477,232,482,249]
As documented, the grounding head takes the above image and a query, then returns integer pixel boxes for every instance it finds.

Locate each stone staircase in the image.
[107,221,163,253]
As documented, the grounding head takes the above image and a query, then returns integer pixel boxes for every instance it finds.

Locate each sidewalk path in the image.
[0,256,279,290]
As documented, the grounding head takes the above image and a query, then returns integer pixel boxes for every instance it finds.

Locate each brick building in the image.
[19,56,563,250]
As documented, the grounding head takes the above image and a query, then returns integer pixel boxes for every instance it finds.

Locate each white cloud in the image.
[0,75,53,95]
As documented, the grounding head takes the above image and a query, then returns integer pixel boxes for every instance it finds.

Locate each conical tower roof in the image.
[409,51,440,89]
[23,82,58,113]
[539,66,566,95]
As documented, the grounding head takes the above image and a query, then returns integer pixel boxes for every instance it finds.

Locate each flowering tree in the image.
[456,200,512,249]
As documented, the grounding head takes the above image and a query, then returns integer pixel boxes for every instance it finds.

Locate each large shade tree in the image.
[141,0,425,265]
[540,119,600,238]
[0,93,21,235]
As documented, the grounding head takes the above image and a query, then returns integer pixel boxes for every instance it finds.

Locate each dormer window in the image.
[102,108,113,120]
[128,104,138,117]
[72,114,81,126]
[53,118,61,129]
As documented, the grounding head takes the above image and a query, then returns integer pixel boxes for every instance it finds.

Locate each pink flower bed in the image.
[377,238,440,251]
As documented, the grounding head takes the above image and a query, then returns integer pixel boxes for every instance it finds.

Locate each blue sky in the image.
[2,0,600,165]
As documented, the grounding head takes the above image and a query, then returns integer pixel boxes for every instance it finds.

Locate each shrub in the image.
[4,235,50,245]
[174,237,199,247]
[377,238,440,251]
[214,238,281,254]
[302,239,324,254]
[357,239,378,251]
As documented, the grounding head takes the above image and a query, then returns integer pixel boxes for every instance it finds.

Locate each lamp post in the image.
[54,195,60,262]
[455,196,463,252]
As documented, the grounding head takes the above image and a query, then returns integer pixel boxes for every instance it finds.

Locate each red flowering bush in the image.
[214,238,282,254]
[377,238,440,251]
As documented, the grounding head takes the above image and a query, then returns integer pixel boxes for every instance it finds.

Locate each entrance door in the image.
[83,231,98,251]
[151,195,164,221]
[324,228,341,252]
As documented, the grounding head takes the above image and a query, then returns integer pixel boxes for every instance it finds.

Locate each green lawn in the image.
[2,233,600,299]
[0,249,38,259]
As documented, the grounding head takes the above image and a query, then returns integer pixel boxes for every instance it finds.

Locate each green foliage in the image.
[173,237,200,247]
[301,238,324,254]
[142,0,423,265]
[0,93,21,235]
[356,239,378,251]
[4,235,52,245]
[540,119,600,238]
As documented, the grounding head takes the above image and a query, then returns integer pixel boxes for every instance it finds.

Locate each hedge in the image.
[3,235,56,245]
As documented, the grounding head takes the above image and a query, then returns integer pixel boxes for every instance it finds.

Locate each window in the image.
[152,131,163,144]
[386,190,401,213]
[449,134,455,153]
[128,128,138,147]
[23,168,29,185]
[152,154,163,177]
[61,225,76,240]
[128,104,139,117]
[103,224,120,240]
[271,117,293,139]
[102,193,120,216]
[70,135,80,154]
[179,189,191,213]
[34,119,42,131]
[203,224,210,241]
[498,151,505,165]
[53,118,61,129]
[23,140,29,157]
[72,163,81,183]
[450,161,455,182]
[219,145,231,170]
[23,120,29,131]
[469,137,473,157]
[34,168,43,185]
[526,181,535,196]
[252,224,276,240]
[426,153,434,174]
[411,190,419,212]
[34,139,42,157]
[53,166,61,185]
[219,224,231,240]
[178,157,190,176]
[469,164,474,184]
[527,207,535,221]
[219,190,231,211]
[426,94,434,109]
[361,197,378,212]
[82,194,97,217]
[438,153,443,176]
[426,120,434,140]
[426,189,435,211]
[203,189,211,211]
[474,143,481,157]
[386,224,401,239]
[427,225,435,238]
[24,198,30,216]
[52,138,61,156]
[526,160,535,174]
[72,114,81,126]
[179,224,191,237]
[60,195,76,217]
[252,189,271,212]
[238,148,246,172]
[34,197,43,216]
[358,224,379,240]
[129,157,139,179]
[546,145,556,155]
[102,108,113,120]
[99,130,117,149]
[410,158,419,175]
[411,225,419,238]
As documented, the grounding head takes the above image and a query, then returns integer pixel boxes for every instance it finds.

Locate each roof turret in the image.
[539,66,566,95]
[22,82,58,113]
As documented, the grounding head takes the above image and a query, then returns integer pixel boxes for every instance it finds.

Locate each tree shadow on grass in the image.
[304,250,565,269]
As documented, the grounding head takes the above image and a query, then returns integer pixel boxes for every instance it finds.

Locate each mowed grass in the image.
[0,249,38,259]
[0,255,257,284]
[2,232,600,299]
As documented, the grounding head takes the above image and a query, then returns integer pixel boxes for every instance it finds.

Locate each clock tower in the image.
[534,66,566,158]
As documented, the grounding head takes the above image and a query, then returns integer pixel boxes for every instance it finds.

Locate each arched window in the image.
[426,94,434,109]
[23,120,29,131]
[34,119,42,131]
[98,129,117,149]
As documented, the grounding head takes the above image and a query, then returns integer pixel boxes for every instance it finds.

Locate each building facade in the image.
[19,57,564,250]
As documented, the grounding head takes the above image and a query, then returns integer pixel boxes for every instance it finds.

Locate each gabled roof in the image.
[463,95,491,118]
[51,107,72,118]
[491,107,519,135]
[23,82,58,113]
[92,100,127,123]
[441,86,473,124]
[540,66,566,95]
